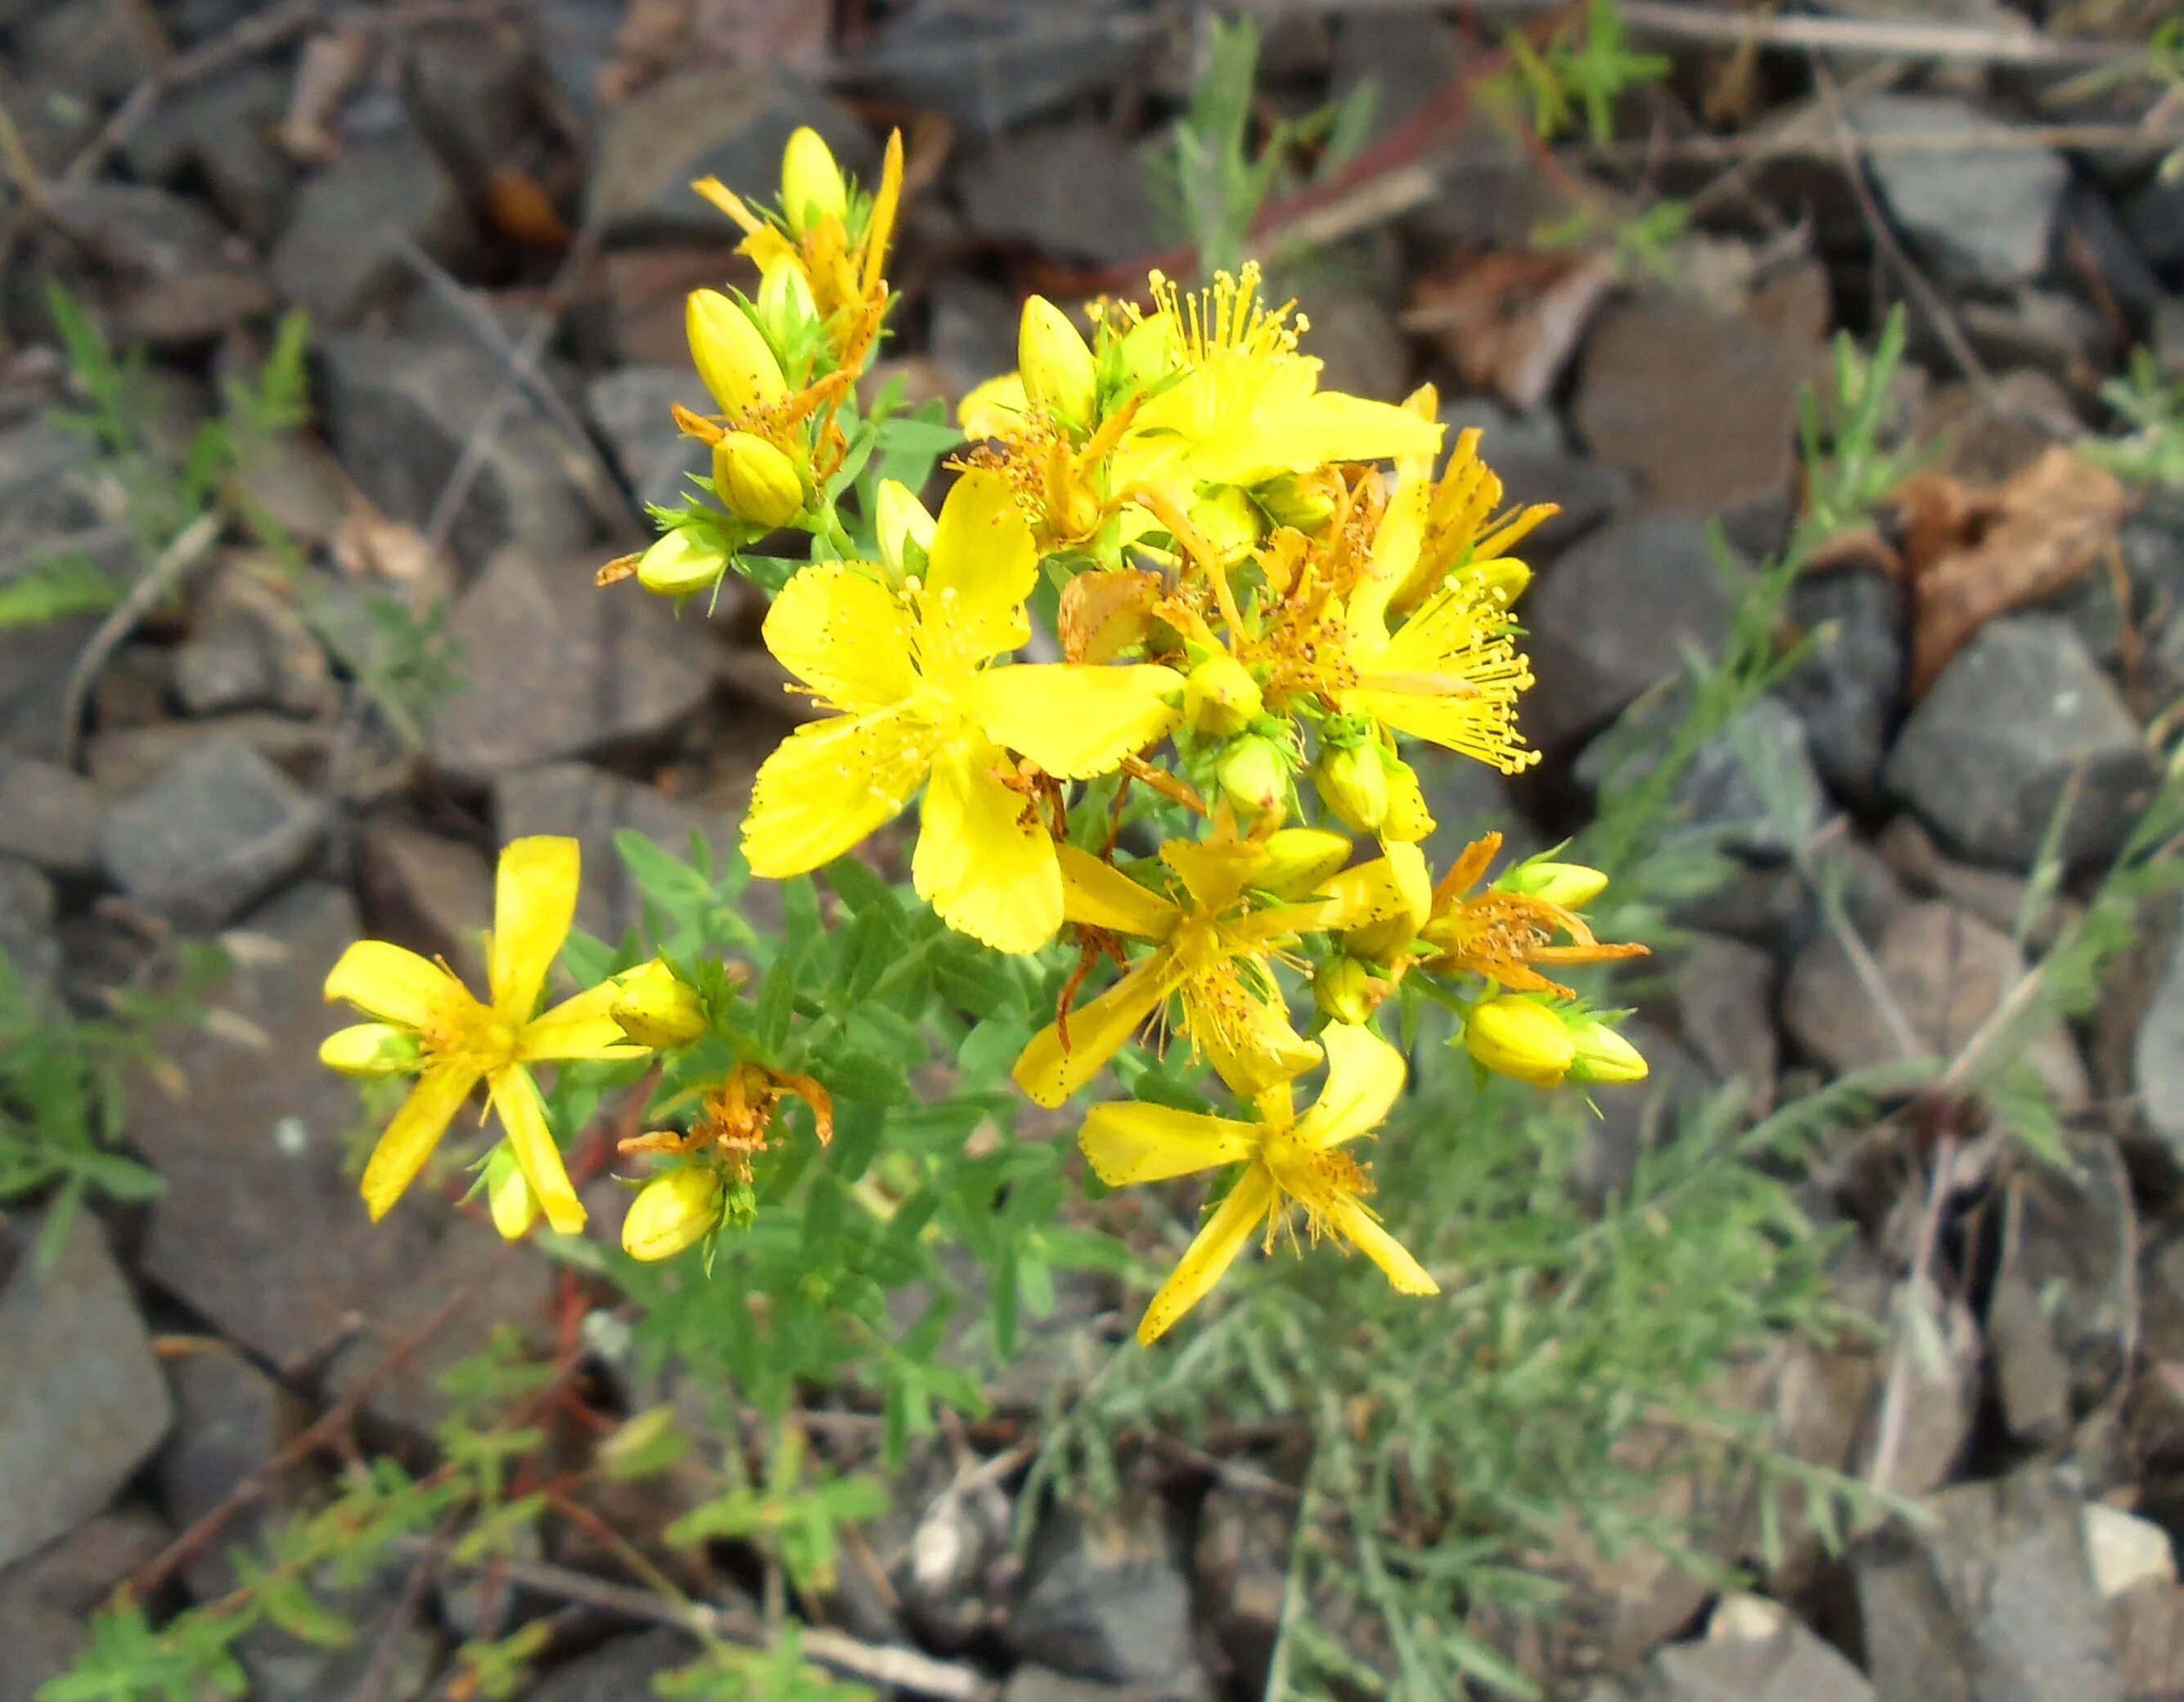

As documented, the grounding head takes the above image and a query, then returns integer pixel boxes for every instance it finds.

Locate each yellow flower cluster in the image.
[321,129,1654,1346]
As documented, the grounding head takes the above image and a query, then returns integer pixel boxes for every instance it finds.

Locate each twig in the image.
[352,1517,452,1702]
[56,510,222,770]
[1585,118,2179,168]
[1864,1130,1958,1496]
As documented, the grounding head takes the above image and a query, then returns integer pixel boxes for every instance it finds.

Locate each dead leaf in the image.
[274,29,373,164]
[1402,250,1612,413]
[1061,569,1163,665]
[334,505,444,585]
[486,167,572,250]
[1895,446,2128,694]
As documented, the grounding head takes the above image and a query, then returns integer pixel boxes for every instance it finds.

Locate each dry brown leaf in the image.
[1900,446,2127,695]
[485,167,572,250]
[274,29,373,164]
[1402,250,1612,414]
[333,505,443,585]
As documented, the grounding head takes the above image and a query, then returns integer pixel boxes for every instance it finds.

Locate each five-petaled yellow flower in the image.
[321,837,645,1234]
[1080,1022,1437,1344]
[741,470,1182,953]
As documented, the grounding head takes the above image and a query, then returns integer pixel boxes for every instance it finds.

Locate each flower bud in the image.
[1182,654,1262,738]
[1253,470,1337,532]
[622,1165,724,1262]
[688,290,788,418]
[609,959,708,1050]
[1380,757,1435,843]
[1258,828,1352,899]
[319,1022,422,1079]
[1464,996,1575,1089]
[756,256,820,353]
[1018,294,1098,426]
[636,528,727,597]
[780,127,849,233]
[712,431,805,529]
[1217,735,1288,823]
[1498,859,1610,910]
[1315,957,1379,1026]
[877,478,935,576]
[483,1144,540,1240]
[1191,486,1262,563]
[1567,1017,1650,1085]
[1316,743,1389,835]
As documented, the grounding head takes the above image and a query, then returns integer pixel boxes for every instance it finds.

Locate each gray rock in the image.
[2111,1582,2184,1700]
[1780,568,1906,806]
[850,0,1159,139]
[403,21,536,194]
[929,272,1023,397]
[2134,931,2184,1167]
[0,1212,173,1570]
[428,545,714,783]
[0,758,101,877]
[1604,1592,1876,1702]
[957,124,1163,267]
[1671,935,1779,1113]
[590,68,872,243]
[43,182,274,348]
[119,61,294,241]
[0,1510,170,1702]
[97,737,325,928]
[1886,617,2155,872]
[1577,694,1824,861]
[585,366,711,515]
[527,1629,692,1701]
[157,1345,294,1601]
[1783,898,2088,1102]
[494,762,753,947]
[87,712,333,796]
[1300,285,1410,403]
[270,127,473,326]
[1522,513,1737,749]
[19,0,153,101]
[1006,1670,1180,1702]
[2124,175,2184,272]
[1331,9,1469,144]
[1852,1468,2123,1702]
[317,333,597,570]
[1007,1494,1201,1691]
[1852,94,2068,288]
[132,884,447,1373]
[1875,815,2075,953]
[2083,1506,2175,1602]
[0,858,61,1009]
[1195,1483,1291,1696]
[359,820,493,986]
[1438,398,1629,555]
[173,560,337,719]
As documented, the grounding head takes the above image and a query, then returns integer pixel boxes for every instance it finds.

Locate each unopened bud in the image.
[756,257,820,353]
[712,431,805,529]
[1217,735,1288,822]
[877,478,935,576]
[688,290,787,418]
[483,1144,540,1240]
[1499,859,1610,910]
[780,127,849,234]
[609,959,708,1050]
[1018,294,1098,427]
[1380,757,1434,843]
[1192,486,1261,562]
[1315,957,1378,1026]
[319,1022,422,1079]
[1182,654,1262,737]
[1253,470,1337,532]
[1258,828,1352,900]
[622,1165,724,1262]
[1464,996,1576,1089]
[1567,1017,1650,1085]
[1316,742,1389,836]
[636,528,726,597]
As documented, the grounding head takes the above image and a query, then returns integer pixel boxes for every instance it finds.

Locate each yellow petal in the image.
[765,563,917,713]
[491,836,581,1021]
[360,1063,481,1222]
[522,982,652,1063]
[958,371,1029,439]
[1056,844,1179,939]
[967,663,1182,779]
[487,1066,585,1235]
[1138,1167,1277,1345]
[1190,975,1321,1100]
[484,1144,541,1240]
[860,128,904,294]
[742,709,936,878]
[1015,956,1175,1107]
[911,735,1060,954]
[1295,1023,1406,1150]
[1327,1195,1438,1296]
[325,939,469,1030]
[1287,387,1444,473]
[1080,1101,1255,1187]
[921,469,1035,667]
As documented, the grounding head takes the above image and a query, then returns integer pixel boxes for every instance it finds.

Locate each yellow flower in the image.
[740,471,1182,952]
[1464,995,1575,1088]
[608,959,707,1050]
[623,1165,725,1261]
[1418,832,1645,996]
[482,1144,540,1240]
[1568,1017,1649,1085]
[712,430,805,528]
[321,837,646,1235]
[1018,294,1097,428]
[635,528,727,597]
[688,290,788,419]
[1014,824,1414,1106]
[780,126,849,233]
[1382,386,1558,615]
[1080,1022,1437,1344]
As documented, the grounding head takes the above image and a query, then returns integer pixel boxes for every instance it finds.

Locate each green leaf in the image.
[811,1048,908,1106]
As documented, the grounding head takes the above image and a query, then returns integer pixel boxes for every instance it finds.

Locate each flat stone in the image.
[119,61,294,241]
[270,126,473,326]
[527,1628,692,1701]
[2084,1507,2176,1601]
[2125,176,2184,272]
[493,763,746,945]
[1671,935,1779,1113]
[0,858,61,1009]
[0,1510,171,1702]
[0,1212,173,1570]
[1852,94,2068,288]
[173,559,337,719]
[19,0,153,101]
[1853,1468,2123,1702]
[1780,568,1907,807]
[1195,1483,1291,1697]
[1438,398,1629,555]
[1576,694,1824,861]
[359,820,493,986]
[86,713,333,797]
[1301,285,1410,402]
[1572,290,1816,544]
[1886,616,2155,872]
[849,0,1158,139]
[132,883,448,1373]
[1608,1592,1876,1702]
[590,68,872,243]
[1523,513,1738,750]
[428,546,714,784]
[1007,1493,1200,1691]
[0,758,101,877]
[43,182,274,348]
[157,1344,295,1601]
[316,333,597,570]
[2134,931,2184,1168]
[2111,1582,2184,1700]
[98,737,326,929]
[585,366,711,515]
[957,123,1163,267]
[402,20,536,194]
[1783,900,2088,1103]
[929,272,1023,397]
